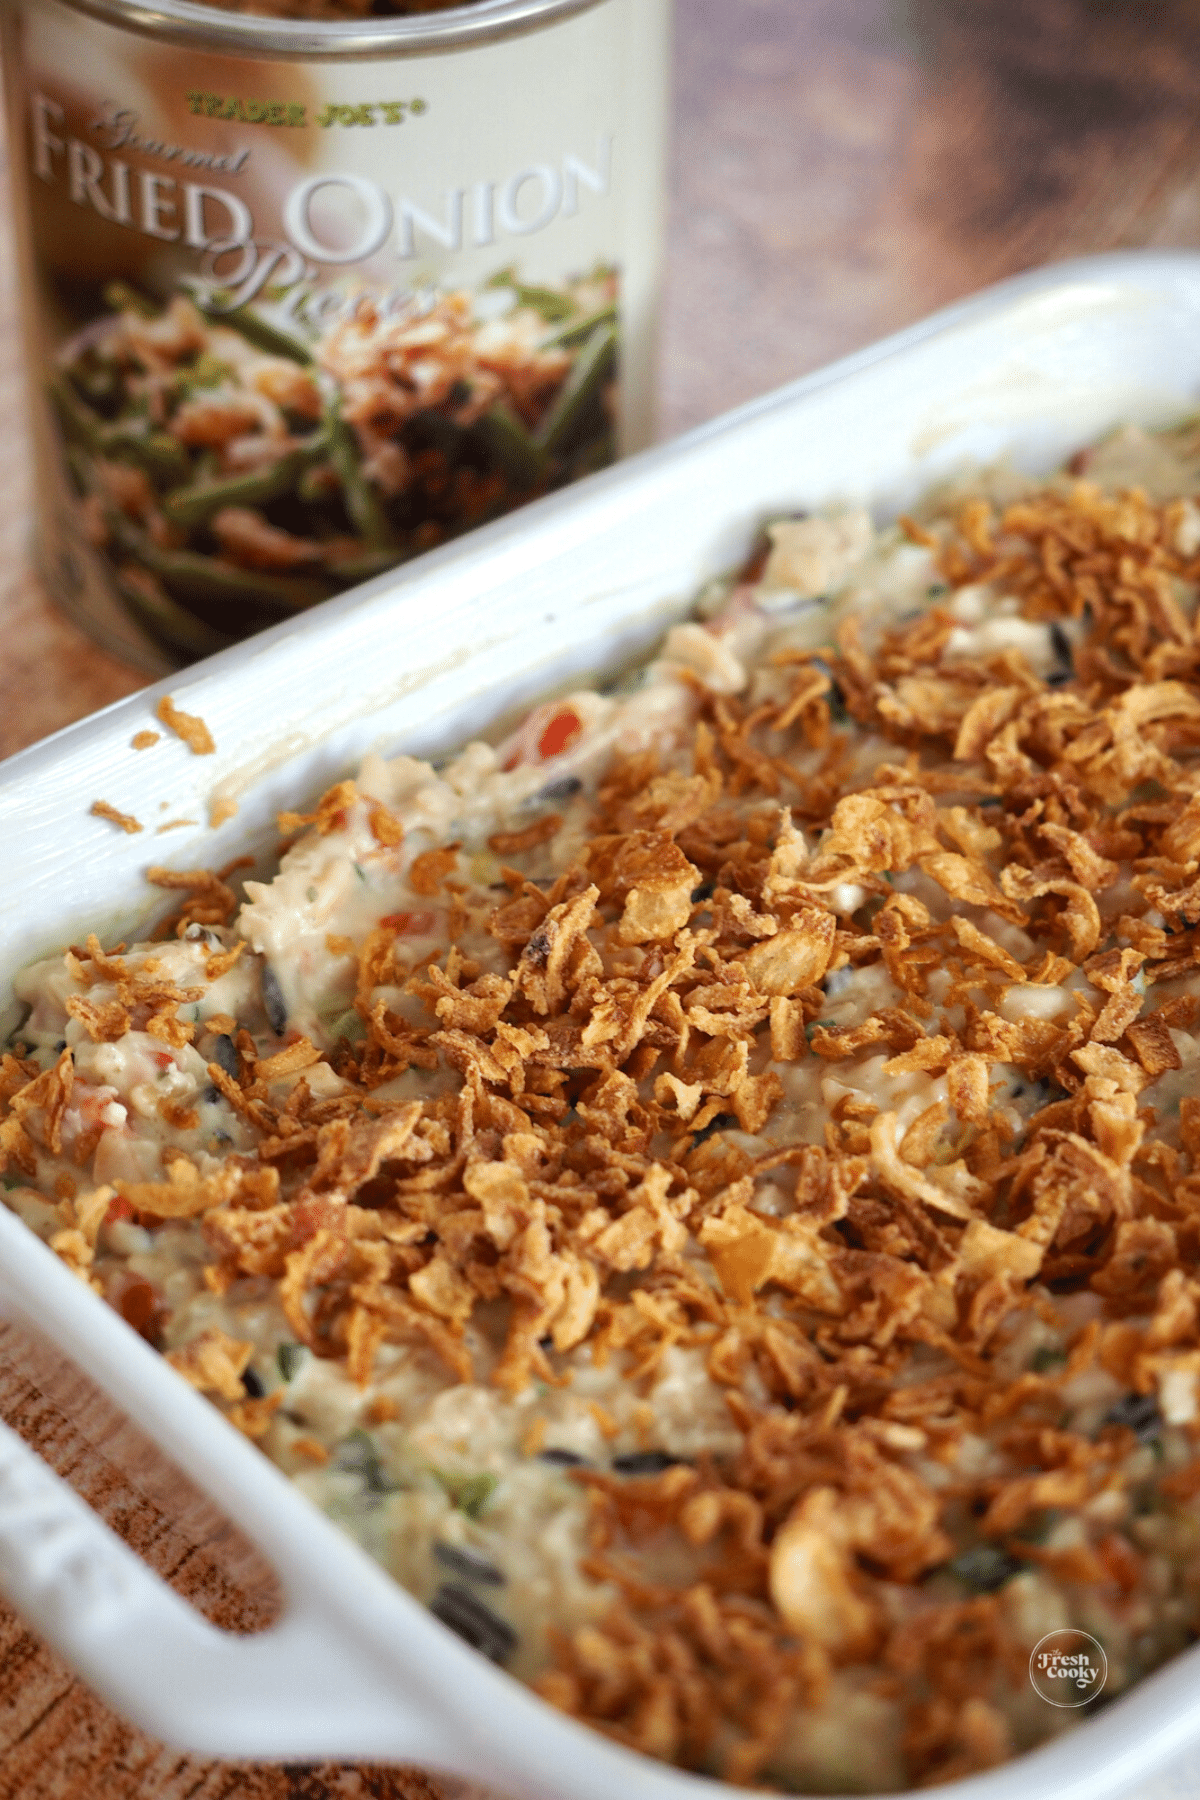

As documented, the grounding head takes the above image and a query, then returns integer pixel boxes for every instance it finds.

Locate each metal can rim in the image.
[41,0,609,60]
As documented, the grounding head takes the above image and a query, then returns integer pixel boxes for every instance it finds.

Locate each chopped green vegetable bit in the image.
[115,566,234,659]
[949,1545,1025,1592]
[511,282,575,322]
[167,351,230,399]
[103,279,158,318]
[434,1469,499,1519]
[476,403,547,488]
[193,292,315,364]
[533,321,617,458]
[336,1428,399,1494]
[328,408,398,550]
[540,302,618,351]
[163,438,327,530]
[324,1007,366,1044]
[277,1341,307,1382]
[1016,1509,1063,1545]
[1031,1345,1067,1372]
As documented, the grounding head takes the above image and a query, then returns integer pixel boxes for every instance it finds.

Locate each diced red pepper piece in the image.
[113,1273,159,1340]
[537,708,582,760]
[379,910,437,936]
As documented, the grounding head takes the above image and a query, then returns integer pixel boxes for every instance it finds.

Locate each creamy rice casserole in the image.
[8,425,1200,1790]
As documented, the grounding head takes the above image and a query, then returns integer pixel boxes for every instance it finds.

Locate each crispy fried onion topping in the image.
[12,477,1200,1786]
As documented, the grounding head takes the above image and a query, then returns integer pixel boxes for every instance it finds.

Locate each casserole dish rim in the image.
[5,248,1200,1798]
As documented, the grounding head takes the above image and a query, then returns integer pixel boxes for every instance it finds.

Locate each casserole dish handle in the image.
[0,1414,459,1765]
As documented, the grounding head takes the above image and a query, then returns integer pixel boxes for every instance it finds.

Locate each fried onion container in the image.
[0,0,671,671]
[3,253,1200,1799]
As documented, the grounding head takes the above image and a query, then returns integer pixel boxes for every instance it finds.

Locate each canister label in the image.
[0,0,666,668]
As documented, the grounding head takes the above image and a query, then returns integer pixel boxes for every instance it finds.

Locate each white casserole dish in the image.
[4,250,1200,1799]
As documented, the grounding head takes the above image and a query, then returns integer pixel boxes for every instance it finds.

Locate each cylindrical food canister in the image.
[0,0,671,670]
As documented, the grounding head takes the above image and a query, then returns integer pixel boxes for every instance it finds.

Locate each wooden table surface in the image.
[6,0,1200,1793]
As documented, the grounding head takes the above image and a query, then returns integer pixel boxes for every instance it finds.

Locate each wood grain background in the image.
[7,0,1200,1792]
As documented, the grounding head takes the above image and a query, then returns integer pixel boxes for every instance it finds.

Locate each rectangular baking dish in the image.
[3,250,1200,1800]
